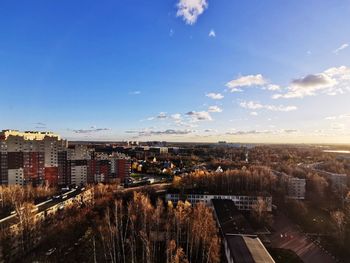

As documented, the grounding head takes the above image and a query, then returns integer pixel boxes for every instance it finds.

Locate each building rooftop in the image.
[212,199,254,235]
[167,188,272,197]
[211,199,275,263]
[226,234,275,263]
[0,130,61,140]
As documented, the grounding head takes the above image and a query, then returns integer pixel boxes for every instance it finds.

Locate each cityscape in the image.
[1,1,350,263]
[0,130,349,262]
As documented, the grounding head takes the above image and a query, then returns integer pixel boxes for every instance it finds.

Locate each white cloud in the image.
[170,113,182,123]
[264,84,280,91]
[273,66,350,99]
[206,92,224,100]
[229,87,243,93]
[208,105,222,113]
[331,123,345,131]
[325,114,350,120]
[72,127,111,134]
[240,101,263,110]
[226,74,267,92]
[169,29,174,37]
[129,91,141,95]
[240,101,297,112]
[204,129,217,133]
[157,112,167,119]
[250,111,258,116]
[135,129,194,137]
[176,0,208,25]
[186,111,212,121]
[226,129,298,136]
[209,29,216,37]
[333,43,349,54]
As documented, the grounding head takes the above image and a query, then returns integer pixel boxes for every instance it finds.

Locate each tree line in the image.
[173,166,276,194]
[95,192,220,263]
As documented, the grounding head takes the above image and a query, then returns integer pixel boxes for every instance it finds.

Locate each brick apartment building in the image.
[0,130,131,187]
[0,130,67,186]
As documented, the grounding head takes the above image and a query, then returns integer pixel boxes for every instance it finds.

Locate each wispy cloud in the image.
[325,114,350,120]
[176,0,208,25]
[263,84,280,91]
[127,128,194,137]
[226,74,267,92]
[72,127,111,134]
[226,129,298,136]
[239,101,297,112]
[34,122,46,129]
[186,111,212,121]
[170,113,182,123]
[333,43,349,54]
[34,122,46,126]
[206,92,224,100]
[156,112,167,119]
[129,91,141,95]
[208,29,216,37]
[204,129,217,133]
[331,123,345,131]
[273,66,350,99]
[208,105,222,113]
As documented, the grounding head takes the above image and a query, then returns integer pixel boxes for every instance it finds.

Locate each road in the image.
[0,187,85,227]
[271,212,337,263]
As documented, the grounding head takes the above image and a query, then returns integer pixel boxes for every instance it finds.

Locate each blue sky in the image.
[1,0,350,143]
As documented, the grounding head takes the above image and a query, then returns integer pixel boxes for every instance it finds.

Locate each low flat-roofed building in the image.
[211,199,254,235]
[212,199,275,263]
[166,191,272,212]
[226,235,274,263]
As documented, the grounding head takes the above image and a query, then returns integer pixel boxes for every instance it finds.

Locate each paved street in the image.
[271,212,336,263]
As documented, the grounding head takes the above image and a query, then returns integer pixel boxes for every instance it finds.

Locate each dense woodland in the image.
[95,192,220,263]
[173,166,276,194]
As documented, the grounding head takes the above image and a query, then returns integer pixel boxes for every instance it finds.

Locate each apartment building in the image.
[112,158,131,181]
[0,130,132,187]
[69,160,88,186]
[0,130,67,186]
[67,145,92,186]
[326,173,348,191]
[166,192,272,211]
[286,176,306,200]
[282,174,306,200]
[0,151,8,185]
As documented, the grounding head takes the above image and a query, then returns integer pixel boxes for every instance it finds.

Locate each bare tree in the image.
[331,210,346,243]
[15,202,37,254]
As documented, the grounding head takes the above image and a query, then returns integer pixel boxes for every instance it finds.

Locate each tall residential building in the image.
[67,144,91,186]
[91,152,131,183]
[110,155,131,181]
[0,130,67,186]
[69,160,88,186]
[280,173,306,200]
[287,177,306,200]
[0,130,132,187]
[58,151,69,186]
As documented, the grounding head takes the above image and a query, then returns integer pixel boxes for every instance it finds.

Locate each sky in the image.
[0,0,350,143]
